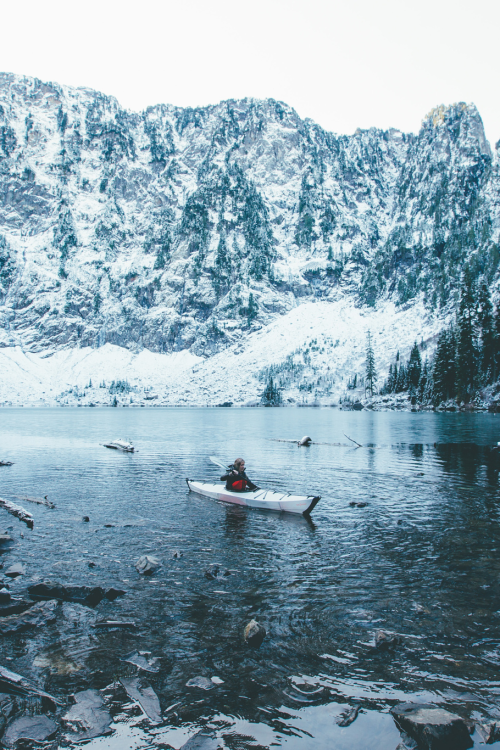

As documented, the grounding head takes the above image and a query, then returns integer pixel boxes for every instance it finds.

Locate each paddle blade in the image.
[209,456,228,470]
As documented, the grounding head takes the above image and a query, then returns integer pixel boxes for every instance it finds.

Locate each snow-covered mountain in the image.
[0,72,498,405]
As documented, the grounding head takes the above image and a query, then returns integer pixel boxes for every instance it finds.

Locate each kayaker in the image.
[220,458,259,492]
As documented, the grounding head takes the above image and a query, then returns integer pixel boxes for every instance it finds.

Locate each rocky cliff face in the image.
[0,73,498,359]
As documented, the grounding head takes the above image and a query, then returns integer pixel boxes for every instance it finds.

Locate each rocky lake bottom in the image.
[0,408,500,749]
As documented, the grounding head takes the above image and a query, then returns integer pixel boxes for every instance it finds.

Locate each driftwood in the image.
[344,433,363,448]
[0,498,34,529]
[0,664,59,710]
[14,495,55,509]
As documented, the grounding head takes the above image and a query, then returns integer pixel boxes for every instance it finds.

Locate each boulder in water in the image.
[391,703,473,750]
[180,731,221,750]
[375,630,401,650]
[186,676,214,690]
[5,563,25,578]
[62,689,112,740]
[0,600,59,635]
[205,564,230,580]
[120,677,161,724]
[1,714,57,747]
[244,619,266,647]
[298,436,312,446]
[135,555,161,575]
[28,582,105,606]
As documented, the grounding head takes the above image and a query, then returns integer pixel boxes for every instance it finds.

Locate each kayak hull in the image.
[187,480,320,516]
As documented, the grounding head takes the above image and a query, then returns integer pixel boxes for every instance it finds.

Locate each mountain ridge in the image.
[0,72,499,405]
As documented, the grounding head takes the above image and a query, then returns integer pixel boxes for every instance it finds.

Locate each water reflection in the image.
[0,409,500,749]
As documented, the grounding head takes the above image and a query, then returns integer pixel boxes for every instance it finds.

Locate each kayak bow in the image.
[186,480,320,517]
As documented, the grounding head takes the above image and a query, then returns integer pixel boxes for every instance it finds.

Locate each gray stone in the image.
[244,619,266,647]
[28,581,110,606]
[0,665,58,710]
[120,677,161,723]
[62,689,112,740]
[0,599,59,635]
[2,714,57,746]
[5,563,25,578]
[205,564,230,580]
[391,703,473,750]
[476,721,500,744]
[121,650,159,672]
[186,676,214,690]
[375,630,401,650]
[180,730,221,749]
[135,555,161,575]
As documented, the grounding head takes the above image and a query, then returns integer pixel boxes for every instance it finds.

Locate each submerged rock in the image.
[477,721,500,744]
[375,630,401,650]
[28,581,124,606]
[1,714,57,747]
[62,689,112,740]
[0,665,58,710]
[120,677,161,723]
[5,563,25,578]
[0,599,33,617]
[121,650,160,672]
[391,703,473,750]
[336,706,360,726]
[180,731,221,750]
[205,564,231,580]
[105,587,126,601]
[244,619,266,647]
[0,692,16,736]
[186,676,214,690]
[0,599,59,635]
[135,555,161,575]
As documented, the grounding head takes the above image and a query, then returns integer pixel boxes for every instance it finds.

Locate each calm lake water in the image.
[1,408,500,749]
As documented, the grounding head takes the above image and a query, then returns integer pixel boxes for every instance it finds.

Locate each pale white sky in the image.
[1,0,498,145]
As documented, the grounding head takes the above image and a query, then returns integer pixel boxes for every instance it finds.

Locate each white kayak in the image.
[186,480,320,516]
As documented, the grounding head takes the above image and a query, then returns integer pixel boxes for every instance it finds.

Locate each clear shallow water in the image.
[0,408,500,749]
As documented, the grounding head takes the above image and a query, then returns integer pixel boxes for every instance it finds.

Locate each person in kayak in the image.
[220,458,259,492]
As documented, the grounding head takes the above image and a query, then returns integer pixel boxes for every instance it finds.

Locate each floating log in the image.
[14,495,55,509]
[0,498,34,529]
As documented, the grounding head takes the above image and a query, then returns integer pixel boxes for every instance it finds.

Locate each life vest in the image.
[231,478,247,491]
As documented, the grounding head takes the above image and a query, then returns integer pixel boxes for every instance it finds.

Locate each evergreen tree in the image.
[395,363,407,392]
[365,331,377,396]
[456,268,477,400]
[477,278,494,382]
[261,376,282,406]
[433,327,457,403]
[407,341,422,388]
[494,305,500,381]
[417,360,429,403]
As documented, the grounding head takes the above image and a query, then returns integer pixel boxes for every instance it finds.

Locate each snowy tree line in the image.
[380,270,500,406]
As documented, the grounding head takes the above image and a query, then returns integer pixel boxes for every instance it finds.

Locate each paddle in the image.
[209,456,230,471]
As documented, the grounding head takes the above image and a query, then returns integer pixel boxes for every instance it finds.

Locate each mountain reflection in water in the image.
[0,409,499,749]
